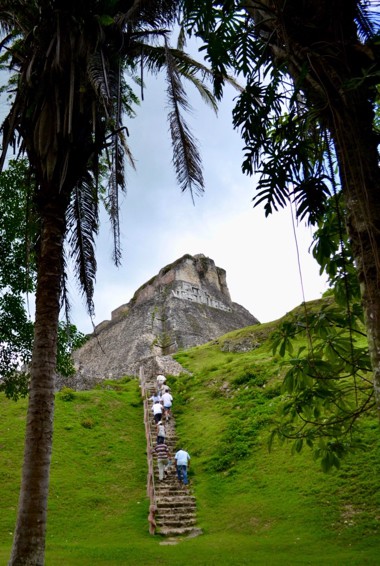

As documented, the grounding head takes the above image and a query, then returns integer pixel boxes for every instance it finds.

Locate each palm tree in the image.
[0,1,217,563]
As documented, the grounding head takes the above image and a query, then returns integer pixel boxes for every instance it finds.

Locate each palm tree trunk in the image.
[331,94,380,419]
[9,201,66,566]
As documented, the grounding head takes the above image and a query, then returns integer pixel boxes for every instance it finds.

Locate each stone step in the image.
[155,483,192,491]
[156,494,196,503]
[150,427,175,433]
[150,428,176,432]
[150,438,178,444]
[157,526,202,537]
[156,517,197,528]
[154,493,195,503]
[156,507,196,514]
[156,512,197,522]
[156,498,196,507]
[155,480,184,485]
[155,488,191,496]
[155,486,193,495]
[156,508,197,517]
[154,479,185,485]
[156,492,196,500]
[153,472,177,478]
[151,442,177,447]
[149,427,176,433]
[156,504,196,512]
[155,491,194,499]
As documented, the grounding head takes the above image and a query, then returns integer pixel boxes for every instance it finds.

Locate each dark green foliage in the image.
[0,319,87,400]
[232,369,267,387]
[210,406,273,472]
[0,160,35,399]
[0,369,30,402]
[81,418,96,429]
[57,322,88,378]
[266,194,374,470]
[58,387,76,402]
[0,292,34,398]
[311,194,361,306]
[180,0,380,468]
[0,159,36,293]
[268,300,373,470]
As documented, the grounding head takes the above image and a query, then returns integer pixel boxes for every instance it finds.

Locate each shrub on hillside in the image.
[59,387,76,401]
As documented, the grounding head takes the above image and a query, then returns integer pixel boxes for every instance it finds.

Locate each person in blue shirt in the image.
[174,449,190,485]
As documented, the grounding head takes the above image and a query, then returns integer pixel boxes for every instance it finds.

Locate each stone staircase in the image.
[143,375,201,537]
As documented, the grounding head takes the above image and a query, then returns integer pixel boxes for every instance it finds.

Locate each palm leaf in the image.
[164,40,204,198]
[66,173,99,317]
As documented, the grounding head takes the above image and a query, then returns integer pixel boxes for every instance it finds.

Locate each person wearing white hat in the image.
[156,374,167,395]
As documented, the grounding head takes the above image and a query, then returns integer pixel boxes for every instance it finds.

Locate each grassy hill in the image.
[1,302,379,565]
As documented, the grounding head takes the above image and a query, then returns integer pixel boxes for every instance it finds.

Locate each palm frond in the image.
[164,41,204,198]
[66,173,99,317]
[177,24,187,51]
[87,51,113,117]
[107,132,125,266]
[60,252,71,323]
[182,73,218,113]
[116,0,178,30]
[139,41,242,104]
[356,0,380,41]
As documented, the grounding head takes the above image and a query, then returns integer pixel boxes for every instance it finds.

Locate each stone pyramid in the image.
[68,254,259,389]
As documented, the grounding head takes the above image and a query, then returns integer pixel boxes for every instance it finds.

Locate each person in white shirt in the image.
[152,400,163,424]
[156,421,166,444]
[149,392,161,404]
[175,449,190,485]
[161,391,173,421]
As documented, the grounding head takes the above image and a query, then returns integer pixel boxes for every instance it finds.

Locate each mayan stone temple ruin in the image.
[69,254,259,389]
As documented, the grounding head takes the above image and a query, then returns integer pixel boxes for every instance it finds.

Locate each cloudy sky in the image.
[68,68,327,334]
[1,47,327,336]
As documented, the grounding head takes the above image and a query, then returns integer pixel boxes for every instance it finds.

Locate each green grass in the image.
[1,312,379,565]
